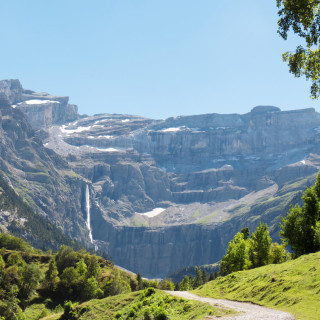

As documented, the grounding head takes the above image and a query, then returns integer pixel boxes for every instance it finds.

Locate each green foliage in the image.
[220,232,251,275]
[158,279,175,290]
[7,253,24,267]
[277,0,320,98]
[85,255,101,280]
[250,222,272,267]
[75,258,87,277]
[81,277,99,301]
[102,269,131,296]
[280,179,320,256]
[18,263,43,307]
[192,267,204,288]
[136,272,143,290]
[194,251,320,320]
[44,259,60,292]
[0,233,32,252]
[58,267,80,299]
[240,227,250,240]
[61,301,78,320]
[109,289,228,320]
[220,223,280,275]
[0,285,25,320]
[269,242,289,264]
[55,246,78,274]
[178,276,193,291]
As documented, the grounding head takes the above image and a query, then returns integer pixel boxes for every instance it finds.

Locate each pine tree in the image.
[250,222,271,267]
[45,259,60,292]
[193,267,203,288]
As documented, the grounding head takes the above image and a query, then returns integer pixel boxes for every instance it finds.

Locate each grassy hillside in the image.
[0,233,234,320]
[41,288,234,320]
[194,251,320,320]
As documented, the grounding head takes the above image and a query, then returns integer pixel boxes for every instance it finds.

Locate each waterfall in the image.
[86,185,93,243]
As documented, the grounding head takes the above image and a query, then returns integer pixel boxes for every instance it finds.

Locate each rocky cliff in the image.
[1,79,320,277]
[0,79,79,129]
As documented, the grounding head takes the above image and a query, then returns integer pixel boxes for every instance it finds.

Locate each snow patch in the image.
[137,208,166,218]
[160,127,183,132]
[23,100,60,105]
[60,125,92,133]
[96,147,124,152]
[121,119,130,123]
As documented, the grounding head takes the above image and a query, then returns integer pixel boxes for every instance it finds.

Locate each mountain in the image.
[1,79,320,277]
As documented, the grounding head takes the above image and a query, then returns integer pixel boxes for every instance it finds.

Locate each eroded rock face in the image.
[0,80,79,129]
[0,95,89,246]
[2,79,320,277]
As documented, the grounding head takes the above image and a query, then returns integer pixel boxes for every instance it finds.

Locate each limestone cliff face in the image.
[2,79,320,277]
[0,79,79,129]
[0,95,89,246]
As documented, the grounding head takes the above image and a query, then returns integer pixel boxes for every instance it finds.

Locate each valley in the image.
[1,79,320,277]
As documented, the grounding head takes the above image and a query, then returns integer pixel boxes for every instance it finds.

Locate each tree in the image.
[103,269,131,296]
[220,232,251,275]
[250,222,271,267]
[277,0,320,98]
[193,267,204,288]
[76,258,87,277]
[86,255,101,280]
[0,256,5,286]
[44,259,60,293]
[55,246,78,274]
[81,276,99,301]
[269,242,288,264]
[136,273,143,290]
[208,272,216,281]
[0,285,24,320]
[280,186,320,256]
[58,267,80,299]
[240,227,250,240]
[158,279,175,290]
[18,263,43,307]
[7,253,23,267]
[202,269,208,284]
[179,276,193,291]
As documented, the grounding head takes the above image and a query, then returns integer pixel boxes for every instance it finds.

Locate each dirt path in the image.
[165,291,295,320]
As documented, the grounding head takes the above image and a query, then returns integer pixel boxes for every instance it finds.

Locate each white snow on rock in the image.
[23,100,60,105]
[96,147,125,152]
[60,125,92,133]
[137,208,166,218]
[160,127,183,132]
[121,119,130,123]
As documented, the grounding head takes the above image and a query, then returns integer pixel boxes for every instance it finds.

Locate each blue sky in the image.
[0,0,318,119]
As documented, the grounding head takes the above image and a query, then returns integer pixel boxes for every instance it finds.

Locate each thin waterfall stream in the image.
[86,185,97,250]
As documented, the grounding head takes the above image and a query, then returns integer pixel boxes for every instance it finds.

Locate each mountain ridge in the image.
[0,78,319,277]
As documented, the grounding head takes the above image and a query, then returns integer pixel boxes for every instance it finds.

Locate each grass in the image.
[197,211,219,224]
[42,288,234,320]
[192,209,200,219]
[194,251,320,320]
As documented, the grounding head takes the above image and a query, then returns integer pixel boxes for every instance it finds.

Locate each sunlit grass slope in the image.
[194,252,320,320]
[42,288,234,320]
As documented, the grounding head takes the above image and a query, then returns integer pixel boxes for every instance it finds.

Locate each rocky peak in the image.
[250,105,281,114]
[0,79,23,104]
[0,79,79,129]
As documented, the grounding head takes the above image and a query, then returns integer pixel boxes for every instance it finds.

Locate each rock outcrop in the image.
[0,79,79,129]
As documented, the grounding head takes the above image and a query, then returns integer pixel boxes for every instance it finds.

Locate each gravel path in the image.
[165,291,295,320]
